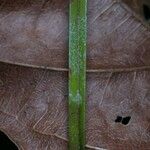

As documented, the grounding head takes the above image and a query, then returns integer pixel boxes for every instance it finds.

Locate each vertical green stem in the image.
[69,0,87,150]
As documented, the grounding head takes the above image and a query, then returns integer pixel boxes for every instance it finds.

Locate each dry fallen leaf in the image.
[0,0,150,149]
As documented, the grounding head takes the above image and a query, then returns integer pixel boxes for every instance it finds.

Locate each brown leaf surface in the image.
[0,0,150,150]
[0,0,150,70]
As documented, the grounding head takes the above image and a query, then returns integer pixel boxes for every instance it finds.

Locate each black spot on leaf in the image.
[122,116,131,125]
[115,116,123,123]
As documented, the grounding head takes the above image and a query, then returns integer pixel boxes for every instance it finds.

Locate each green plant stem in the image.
[69,0,87,150]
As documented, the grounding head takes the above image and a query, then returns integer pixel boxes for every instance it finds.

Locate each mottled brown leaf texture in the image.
[0,0,150,150]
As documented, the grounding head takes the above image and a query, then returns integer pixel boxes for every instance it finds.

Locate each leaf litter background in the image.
[0,0,150,149]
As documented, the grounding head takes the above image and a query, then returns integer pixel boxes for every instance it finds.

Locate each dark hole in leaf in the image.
[115,116,123,123]
[0,131,18,150]
[143,4,150,20]
[122,116,131,125]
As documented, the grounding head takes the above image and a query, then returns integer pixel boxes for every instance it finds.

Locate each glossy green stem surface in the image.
[69,0,87,150]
